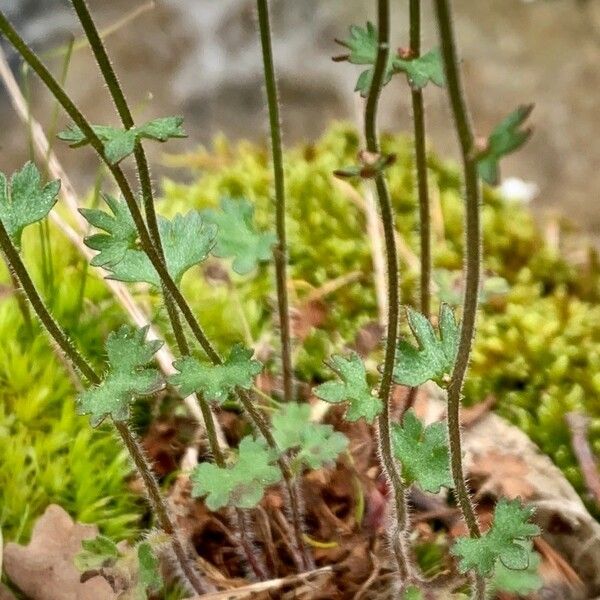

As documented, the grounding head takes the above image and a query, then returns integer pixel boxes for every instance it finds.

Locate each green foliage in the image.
[392,410,452,493]
[74,534,121,571]
[402,586,423,600]
[394,49,445,90]
[77,326,163,426]
[82,195,216,285]
[169,344,262,402]
[74,535,162,599]
[452,499,540,576]
[335,23,444,95]
[476,105,534,185]
[202,197,276,274]
[59,116,186,164]
[491,546,542,595]
[393,304,459,387]
[270,403,348,471]
[191,436,280,510]
[314,352,382,423]
[0,162,59,247]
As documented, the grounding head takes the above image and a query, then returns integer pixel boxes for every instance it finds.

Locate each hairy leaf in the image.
[491,545,542,595]
[452,499,540,576]
[74,535,121,572]
[477,104,534,185]
[169,344,262,403]
[77,325,163,426]
[202,198,276,275]
[0,162,60,247]
[271,403,348,471]
[82,196,216,286]
[393,49,445,89]
[393,304,459,388]
[58,116,186,164]
[392,409,452,493]
[191,436,280,510]
[315,353,382,423]
[136,542,162,594]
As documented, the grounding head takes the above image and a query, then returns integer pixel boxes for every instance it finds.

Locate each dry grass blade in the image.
[184,566,333,600]
[0,46,227,449]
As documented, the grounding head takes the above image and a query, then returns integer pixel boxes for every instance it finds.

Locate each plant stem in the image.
[366,0,410,581]
[68,1,270,579]
[256,0,294,404]
[409,0,431,318]
[0,10,220,365]
[238,389,312,571]
[0,218,206,595]
[433,0,485,597]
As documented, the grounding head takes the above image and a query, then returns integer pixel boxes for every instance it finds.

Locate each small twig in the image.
[566,412,600,505]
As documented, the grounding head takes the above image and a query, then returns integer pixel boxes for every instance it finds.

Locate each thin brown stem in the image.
[256,0,294,403]
[366,0,411,581]
[433,0,484,597]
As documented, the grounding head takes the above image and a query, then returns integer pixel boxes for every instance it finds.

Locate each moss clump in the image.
[162,123,600,503]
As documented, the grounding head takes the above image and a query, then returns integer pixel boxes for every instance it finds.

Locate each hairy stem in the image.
[239,390,312,571]
[367,0,410,581]
[0,10,219,364]
[0,218,206,595]
[409,0,431,317]
[68,1,271,579]
[433,0,485,597]
[256,0,294,403]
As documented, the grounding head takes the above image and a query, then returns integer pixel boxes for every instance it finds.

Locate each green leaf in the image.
[80,194,138,268]
[77,325,163,426]
[393,49,445,89]
[491,544,542,595]
[392,409,452,493]
[74,535,121,572]
[271,403,348,470]
[169,344,262,403]
[0,162,60,246]
[476,104,534,185]
[392,304,459,388]
[191,436,281,510]
[335,22,395,97]
[136,541,162,592]
[402,586,423,600]
[315,353,382,423]
[452,498,541,577]
[82,196,216,286]
[58,116,186,164]
[202,198,276,275]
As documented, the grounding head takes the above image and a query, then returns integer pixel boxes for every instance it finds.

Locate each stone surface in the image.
[1,0,599,237]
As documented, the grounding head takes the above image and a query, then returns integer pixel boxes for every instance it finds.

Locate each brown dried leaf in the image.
[470,450,535,500]
[3,505,116,600]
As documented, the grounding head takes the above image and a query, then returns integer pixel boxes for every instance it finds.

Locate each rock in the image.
[3,505,116,600]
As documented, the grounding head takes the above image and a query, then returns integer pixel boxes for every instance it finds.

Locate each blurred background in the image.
[1,0,599,238]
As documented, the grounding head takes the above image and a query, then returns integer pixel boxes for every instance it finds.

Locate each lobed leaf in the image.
[202,198,276,275]
[451,498,540,577]
[58,116,186,164]
[74,535,121,572]
[393,49,445,89]
[0,162,60,247]
[476,104,534,185]
[392,304,459,388]
[169,344,262,403]
[271,403,348,471]
[82,196,216,286]
[392,409,452,493]
[77,325,163,426]
[191,436,281,510]
[315,352,382,423]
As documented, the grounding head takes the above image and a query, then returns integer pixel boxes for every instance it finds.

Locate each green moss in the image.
[162,123,600,506]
